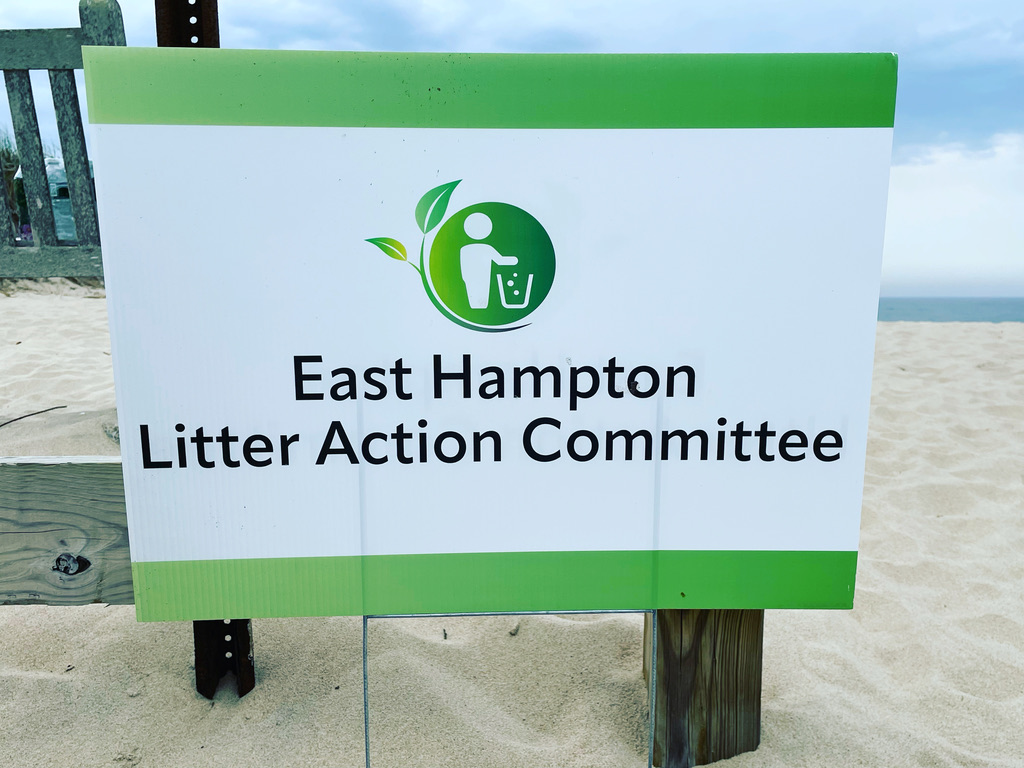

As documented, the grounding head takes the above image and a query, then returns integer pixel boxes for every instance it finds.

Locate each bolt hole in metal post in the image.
[359,610,657,768]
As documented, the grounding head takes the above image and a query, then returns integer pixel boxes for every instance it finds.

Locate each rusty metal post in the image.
[193,619,256,699]
[155,0,220,48]
[151,0,252,700]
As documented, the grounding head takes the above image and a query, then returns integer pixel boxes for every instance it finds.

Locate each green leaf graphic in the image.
[366,237,408,261]
[415,179,461,234]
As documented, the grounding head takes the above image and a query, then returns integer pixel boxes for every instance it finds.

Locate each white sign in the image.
[85,49,896,620]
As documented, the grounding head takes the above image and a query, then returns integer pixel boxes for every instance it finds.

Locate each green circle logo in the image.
[429,203,555,328]
[365,181,556,333]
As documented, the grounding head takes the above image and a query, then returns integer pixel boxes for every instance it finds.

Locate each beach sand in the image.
[2,280,1022,767]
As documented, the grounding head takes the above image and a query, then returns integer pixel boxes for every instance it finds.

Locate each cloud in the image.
[4,0,1022,60]
[0,3,80,30]
[882,132,1024,296]
[207,0,1023,148]
[2,2,1021,297]
[364,0,1024,60]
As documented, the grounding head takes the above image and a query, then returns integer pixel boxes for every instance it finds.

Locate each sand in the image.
[2,279,1023,767]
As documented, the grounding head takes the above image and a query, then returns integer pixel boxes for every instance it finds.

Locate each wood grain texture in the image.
[49,68,100,246]
[0,244,103,277]
[0,28,84,70]
[648,608,763,767]
[0,459,133,606]
[0,154,15,247]
[80,0,127,47]
[4,69,57,246]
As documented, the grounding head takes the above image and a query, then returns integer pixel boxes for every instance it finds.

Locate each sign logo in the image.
[366,180,555,332]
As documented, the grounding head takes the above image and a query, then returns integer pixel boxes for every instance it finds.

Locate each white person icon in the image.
[459,212,520,309]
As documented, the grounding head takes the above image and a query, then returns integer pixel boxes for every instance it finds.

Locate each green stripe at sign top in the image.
[131,550,858,622]
[84,48,896,129]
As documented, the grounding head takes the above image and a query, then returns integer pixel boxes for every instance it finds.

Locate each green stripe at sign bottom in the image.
[131,550,857,621]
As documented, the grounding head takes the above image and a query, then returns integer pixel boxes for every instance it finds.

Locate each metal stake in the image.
[363,615,371,768]
[155,0,220,48]
[648,609,658,768]
[150,0,252,704]
[193,618,255,699]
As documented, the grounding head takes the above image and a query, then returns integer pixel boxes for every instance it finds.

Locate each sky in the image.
[1,0,1021,296]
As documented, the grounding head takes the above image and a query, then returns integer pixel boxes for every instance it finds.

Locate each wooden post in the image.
[0,147,16,246]
[3,69,57,246]
[49,68,100,245]
[56,0,126,251]
[80,0,127,47]
[644,609,764,767]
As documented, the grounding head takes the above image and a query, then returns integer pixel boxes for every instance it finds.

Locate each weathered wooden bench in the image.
[0,0,125,279]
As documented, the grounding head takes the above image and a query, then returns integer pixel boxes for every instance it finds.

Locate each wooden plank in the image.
[80,0,128,47]
[49,69,100,245]
[647,608,763,767]
[0,29,84,70]
[0,153,16,246]
[3,69,57,246]
[0,243,103,277]
[0,458,132,606]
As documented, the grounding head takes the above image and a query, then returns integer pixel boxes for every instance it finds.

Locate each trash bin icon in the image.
[496,271,534,309]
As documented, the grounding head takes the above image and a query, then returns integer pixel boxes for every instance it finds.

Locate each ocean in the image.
[878,298,1024,322]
